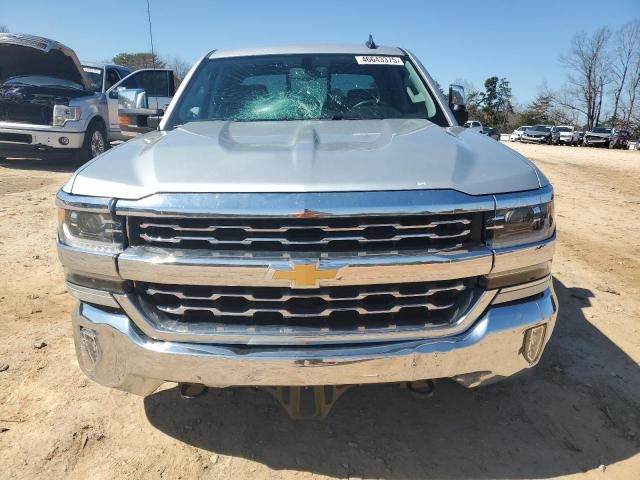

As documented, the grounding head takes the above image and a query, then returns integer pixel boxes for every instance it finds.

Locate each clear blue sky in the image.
[3,0,639,104]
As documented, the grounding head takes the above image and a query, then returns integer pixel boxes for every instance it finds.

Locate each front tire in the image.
[78,122,107,162]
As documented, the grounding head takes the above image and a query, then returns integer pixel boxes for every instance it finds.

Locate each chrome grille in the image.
[137,279,476,336]
[129,214,479,253]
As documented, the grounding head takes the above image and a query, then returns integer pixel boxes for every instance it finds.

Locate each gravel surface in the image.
[0,143,639,479]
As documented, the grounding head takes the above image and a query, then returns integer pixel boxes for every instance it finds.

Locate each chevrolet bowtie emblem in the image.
[270,262,342,288]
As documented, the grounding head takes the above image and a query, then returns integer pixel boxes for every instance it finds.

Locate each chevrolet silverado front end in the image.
[57,44,558,415]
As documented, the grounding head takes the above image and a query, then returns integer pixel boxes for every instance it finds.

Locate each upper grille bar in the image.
[138,218,471,232]
[129,214,478,253]
[138,228,471,245]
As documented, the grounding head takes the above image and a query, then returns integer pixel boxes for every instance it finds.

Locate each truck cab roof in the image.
[208,43,407,59]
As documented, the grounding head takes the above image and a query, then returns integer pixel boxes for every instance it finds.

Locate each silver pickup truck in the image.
[0,33,174,161]
[56,43,557,417]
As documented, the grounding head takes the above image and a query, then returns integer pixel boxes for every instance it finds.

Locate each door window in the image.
[105,69,121,90]
[120,71,171,97]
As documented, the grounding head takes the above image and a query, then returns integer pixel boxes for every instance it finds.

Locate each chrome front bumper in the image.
[0,123,84,152]
[72,285,558,396]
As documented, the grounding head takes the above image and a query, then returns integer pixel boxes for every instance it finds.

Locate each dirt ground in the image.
[0,142,639,479]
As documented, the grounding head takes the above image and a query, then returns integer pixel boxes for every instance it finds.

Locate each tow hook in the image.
[179,383,208,399]
[406,380,435,397]
[262,385,352,420]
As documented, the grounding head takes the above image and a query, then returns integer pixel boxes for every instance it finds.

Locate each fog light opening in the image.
[79,326,102,372]
[522,324,547,364]
[59,136,70,146]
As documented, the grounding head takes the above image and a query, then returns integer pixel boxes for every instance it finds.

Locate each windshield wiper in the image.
[330,114,363,120]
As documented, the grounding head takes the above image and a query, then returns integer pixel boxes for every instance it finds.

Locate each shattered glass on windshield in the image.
[168,53,448,127]
[236,69,327,121]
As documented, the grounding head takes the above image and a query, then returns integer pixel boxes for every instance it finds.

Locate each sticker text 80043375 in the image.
[355,56,404,66]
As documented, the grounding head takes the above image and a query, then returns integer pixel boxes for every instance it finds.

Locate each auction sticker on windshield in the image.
[355,56,404,65]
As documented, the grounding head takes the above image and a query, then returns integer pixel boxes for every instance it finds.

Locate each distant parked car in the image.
[509,125,530,142]
[609,129,630,149]
[481,126,501,140]
[583,126,613,147]
[551,125,579,146]
[521,125,553,144]
[463,120,483,132]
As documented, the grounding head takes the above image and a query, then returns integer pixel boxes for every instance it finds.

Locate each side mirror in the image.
[118,88,148,109]
[448,84,468,126]
[108,86,127,100]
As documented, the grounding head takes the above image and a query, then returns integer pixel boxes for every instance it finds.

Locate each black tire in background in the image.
[77,120,107,162]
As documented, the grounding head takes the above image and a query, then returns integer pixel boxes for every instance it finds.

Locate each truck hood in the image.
[68,119,542,199]
[0,33,89,90]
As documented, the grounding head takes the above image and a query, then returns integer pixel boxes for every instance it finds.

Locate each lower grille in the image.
[0,132,33,144]
[137,279,476,337]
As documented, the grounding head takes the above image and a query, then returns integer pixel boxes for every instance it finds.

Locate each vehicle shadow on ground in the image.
[144,278,640,479]
[0,156,86,173]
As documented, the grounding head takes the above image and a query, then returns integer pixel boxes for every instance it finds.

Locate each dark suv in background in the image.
[609,129,630,149]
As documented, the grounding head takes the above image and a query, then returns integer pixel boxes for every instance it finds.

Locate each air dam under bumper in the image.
[72,287,558,396]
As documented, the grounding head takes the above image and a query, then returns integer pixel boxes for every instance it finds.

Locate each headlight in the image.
[58,208,124,253]
[53,105,81,126]
[486,200,554,248]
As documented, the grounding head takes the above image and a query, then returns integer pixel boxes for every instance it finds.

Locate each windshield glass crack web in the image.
[169,53,449,126]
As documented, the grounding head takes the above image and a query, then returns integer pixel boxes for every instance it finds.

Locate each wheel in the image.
[609,141,614,149]
[546,136,552,145]
[77,121,107,162]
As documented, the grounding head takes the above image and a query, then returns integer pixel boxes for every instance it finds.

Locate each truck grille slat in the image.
[156,302,456,317]
[137,280,476,336]
[146,282,466,301]
[139,229,471,245]
[130,214,478,253]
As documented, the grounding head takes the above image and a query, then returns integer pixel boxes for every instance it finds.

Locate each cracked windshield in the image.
[169,53,446,126]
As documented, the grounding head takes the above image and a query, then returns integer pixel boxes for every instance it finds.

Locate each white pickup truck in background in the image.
[0,33,175,161]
